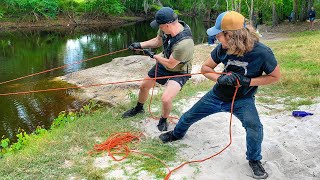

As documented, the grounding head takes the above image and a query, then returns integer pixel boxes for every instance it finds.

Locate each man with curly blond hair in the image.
[159,11,281,179]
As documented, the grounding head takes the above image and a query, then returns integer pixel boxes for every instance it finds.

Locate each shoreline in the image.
[0,16,147,32]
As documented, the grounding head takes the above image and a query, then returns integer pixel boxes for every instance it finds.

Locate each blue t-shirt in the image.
[309,10,316,18]
[210,42,278,102]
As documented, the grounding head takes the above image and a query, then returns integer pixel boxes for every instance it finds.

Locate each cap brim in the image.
[206,27,222,36]
[150,20,160,29]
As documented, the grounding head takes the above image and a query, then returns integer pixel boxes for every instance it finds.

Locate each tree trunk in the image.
[152,0,162,7]
[308,0,313,10]
[272,1,279,26]
[143,0,149,15]
[250,0,254,26]
[238,0,242,13]
[225,0,228,10]
[300,0,308,21]
[231,0,235,11]
[293,0,298,22]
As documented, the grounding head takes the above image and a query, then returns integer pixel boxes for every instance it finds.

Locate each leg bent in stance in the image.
[122,77,155,118]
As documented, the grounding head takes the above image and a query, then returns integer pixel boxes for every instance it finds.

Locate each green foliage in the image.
[0,100,99,157]
[0,9,4,19]
[58,0,81,16]
[1,0,318,22]
[4,0,60,19]
[80,100,101,115]
[1,138,10,149]
[0,130,30,156]
[80,0,125,17]
[51,111,77,129]
[126,90,138,101]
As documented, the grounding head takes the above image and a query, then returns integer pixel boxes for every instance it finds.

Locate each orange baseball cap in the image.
[207,11,246,36]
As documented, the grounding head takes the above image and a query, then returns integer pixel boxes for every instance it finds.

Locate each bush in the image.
[2,0,59,19]
[80,0,125,17]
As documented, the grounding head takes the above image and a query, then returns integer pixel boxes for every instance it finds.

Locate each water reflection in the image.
[0,16,208,140]
[64,39,84,73]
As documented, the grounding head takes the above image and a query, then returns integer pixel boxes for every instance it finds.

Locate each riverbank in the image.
[0,15,146,32]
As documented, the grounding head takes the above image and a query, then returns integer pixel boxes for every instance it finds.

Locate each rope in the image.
[164,81,240,180]
[88,132,171,171]
[0,72,213,96]
[2,47,238,179]
[0,48,128,86]
[89,82,239,180]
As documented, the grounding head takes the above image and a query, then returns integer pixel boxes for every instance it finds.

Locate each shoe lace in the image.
[252,161,266,173]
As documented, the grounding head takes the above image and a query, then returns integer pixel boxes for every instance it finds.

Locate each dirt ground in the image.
[259,20,319,33]
[0,15,146,32]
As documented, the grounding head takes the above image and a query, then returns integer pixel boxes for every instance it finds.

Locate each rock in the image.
[60,55,154,106]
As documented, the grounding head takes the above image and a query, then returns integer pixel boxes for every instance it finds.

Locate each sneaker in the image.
[122,107,144,118]
[159,131,180,143]
[157,118,168,132]
[249,160,268,179]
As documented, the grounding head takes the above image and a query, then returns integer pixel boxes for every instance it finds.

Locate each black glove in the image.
[217,73,238,86]
[233,73,251,86]
[143,49,155,58]
[128,42,141,51]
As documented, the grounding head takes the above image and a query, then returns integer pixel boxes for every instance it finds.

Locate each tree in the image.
[272,0,280,26]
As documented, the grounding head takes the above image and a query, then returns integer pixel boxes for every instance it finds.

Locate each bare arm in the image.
[140,35,163,48]
[250,65,281,86]
[153,54,181,69]
[201,57,221,81]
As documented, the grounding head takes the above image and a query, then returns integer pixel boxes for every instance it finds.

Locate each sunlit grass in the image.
[260,31,320,109]
[74,0,85,3]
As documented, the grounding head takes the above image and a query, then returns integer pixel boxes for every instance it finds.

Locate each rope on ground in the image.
[88,132,171,172]
[88,82,239,180]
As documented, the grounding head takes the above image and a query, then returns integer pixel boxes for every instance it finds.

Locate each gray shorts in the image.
[148,63,190,87]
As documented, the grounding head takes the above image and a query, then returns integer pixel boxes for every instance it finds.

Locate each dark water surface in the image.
[0,17,211,140]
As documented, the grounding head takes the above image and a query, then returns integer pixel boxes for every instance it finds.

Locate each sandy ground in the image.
[138,95,320,180]
[61,35,320,179]
[93,93,320,180]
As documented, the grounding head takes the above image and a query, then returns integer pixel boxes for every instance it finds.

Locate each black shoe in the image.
[157,118,168,132]
[159,131,180,143]
[122,107,144,118]
[249,160,268,179]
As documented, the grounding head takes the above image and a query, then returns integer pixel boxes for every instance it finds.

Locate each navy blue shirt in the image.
[210,42,278,102]
[309,10,316,18]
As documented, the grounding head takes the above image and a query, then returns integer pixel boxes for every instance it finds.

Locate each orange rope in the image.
[88,132,171,172]
[2,46,238,179]
[0,48,128,86]
[89,82,239,180]
[0,72,213,96]
[164,81,240,180]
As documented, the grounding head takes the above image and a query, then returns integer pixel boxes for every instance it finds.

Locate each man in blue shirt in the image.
[309,7,316,30]
[159,11,281,179]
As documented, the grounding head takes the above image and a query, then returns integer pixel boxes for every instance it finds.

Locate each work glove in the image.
[128,42,141,51]
[217,73,238,86]
[143,49,155,58]
[233,73,251,86]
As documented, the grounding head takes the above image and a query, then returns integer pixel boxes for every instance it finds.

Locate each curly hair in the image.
[224,25,259,56]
